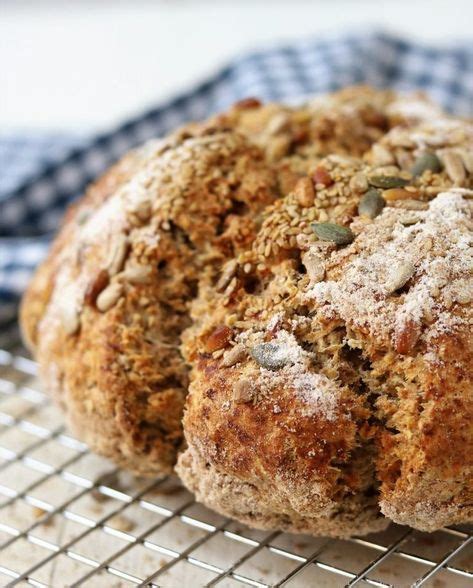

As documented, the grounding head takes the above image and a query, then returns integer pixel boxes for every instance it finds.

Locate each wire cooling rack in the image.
[0,339,472,588]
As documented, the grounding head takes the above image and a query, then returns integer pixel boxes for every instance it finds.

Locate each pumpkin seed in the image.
[250,342,291,370]
[411,152,442,176]
[311,222,354,246]
[441,150,466,185]
[358,189,385,219]
[400,215,421,226]
[368,175,410,189]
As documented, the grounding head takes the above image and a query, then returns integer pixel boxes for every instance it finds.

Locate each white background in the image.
[1,0,472,134]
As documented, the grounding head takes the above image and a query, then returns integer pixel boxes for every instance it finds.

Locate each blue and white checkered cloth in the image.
[1,32,473,333]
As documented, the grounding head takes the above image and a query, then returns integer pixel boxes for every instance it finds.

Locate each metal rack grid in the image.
[0,343,472,588]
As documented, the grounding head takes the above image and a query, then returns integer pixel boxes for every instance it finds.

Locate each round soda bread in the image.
[21,86,400,475]
[21,87,473,536]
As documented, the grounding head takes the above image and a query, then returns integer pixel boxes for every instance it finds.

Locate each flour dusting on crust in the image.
[244,328,341,420]
[309,191,473,357]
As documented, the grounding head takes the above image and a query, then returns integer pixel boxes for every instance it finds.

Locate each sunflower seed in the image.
[96,283,124,312]
[311,222,354,245]
[223,276,238,297]
[84,269,110,306]
[441,150,466,185]
[132,198,152,222]
[395,150,413,170]
[385,261,415,294]
[358,188,385,219]
[459,149,473,173]
[382,188,419,202]
[61,304,80,335]
[371,144,395,166]
[222,344,247,367]
[106,234,129,276]
[411,152,442,176]
[266,112,291,136]
[368,175,410,189]
[388,199,428,211]
[121,265,152,284]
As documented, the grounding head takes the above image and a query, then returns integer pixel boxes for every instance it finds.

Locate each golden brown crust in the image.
[21,87,472,536]
[22,87,410,476]
[178,117,473,535]
[21,127,277,475]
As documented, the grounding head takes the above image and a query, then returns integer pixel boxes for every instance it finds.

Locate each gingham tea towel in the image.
[1,32,473,332]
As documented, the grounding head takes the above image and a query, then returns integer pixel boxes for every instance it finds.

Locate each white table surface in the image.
[1,0,472,134]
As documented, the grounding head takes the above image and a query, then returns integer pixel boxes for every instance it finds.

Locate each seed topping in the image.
[411,152,442,176]
[106,234,129,276]
[216,260,238,292]
[222,344,247,367]
[358,189,386,219]
[205,325,233,353]
[121,265,152,284]
[368,175,410,189]
[311,222,354,245]
[250,342,293,370]
[85,269,110,306]
[96,283,124,312]
[294,177,315,207]
[312,166,333,188]
[385,261,416,294]
[61,304,80,335]
[440,150,466,185]
[382,188,419,202]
